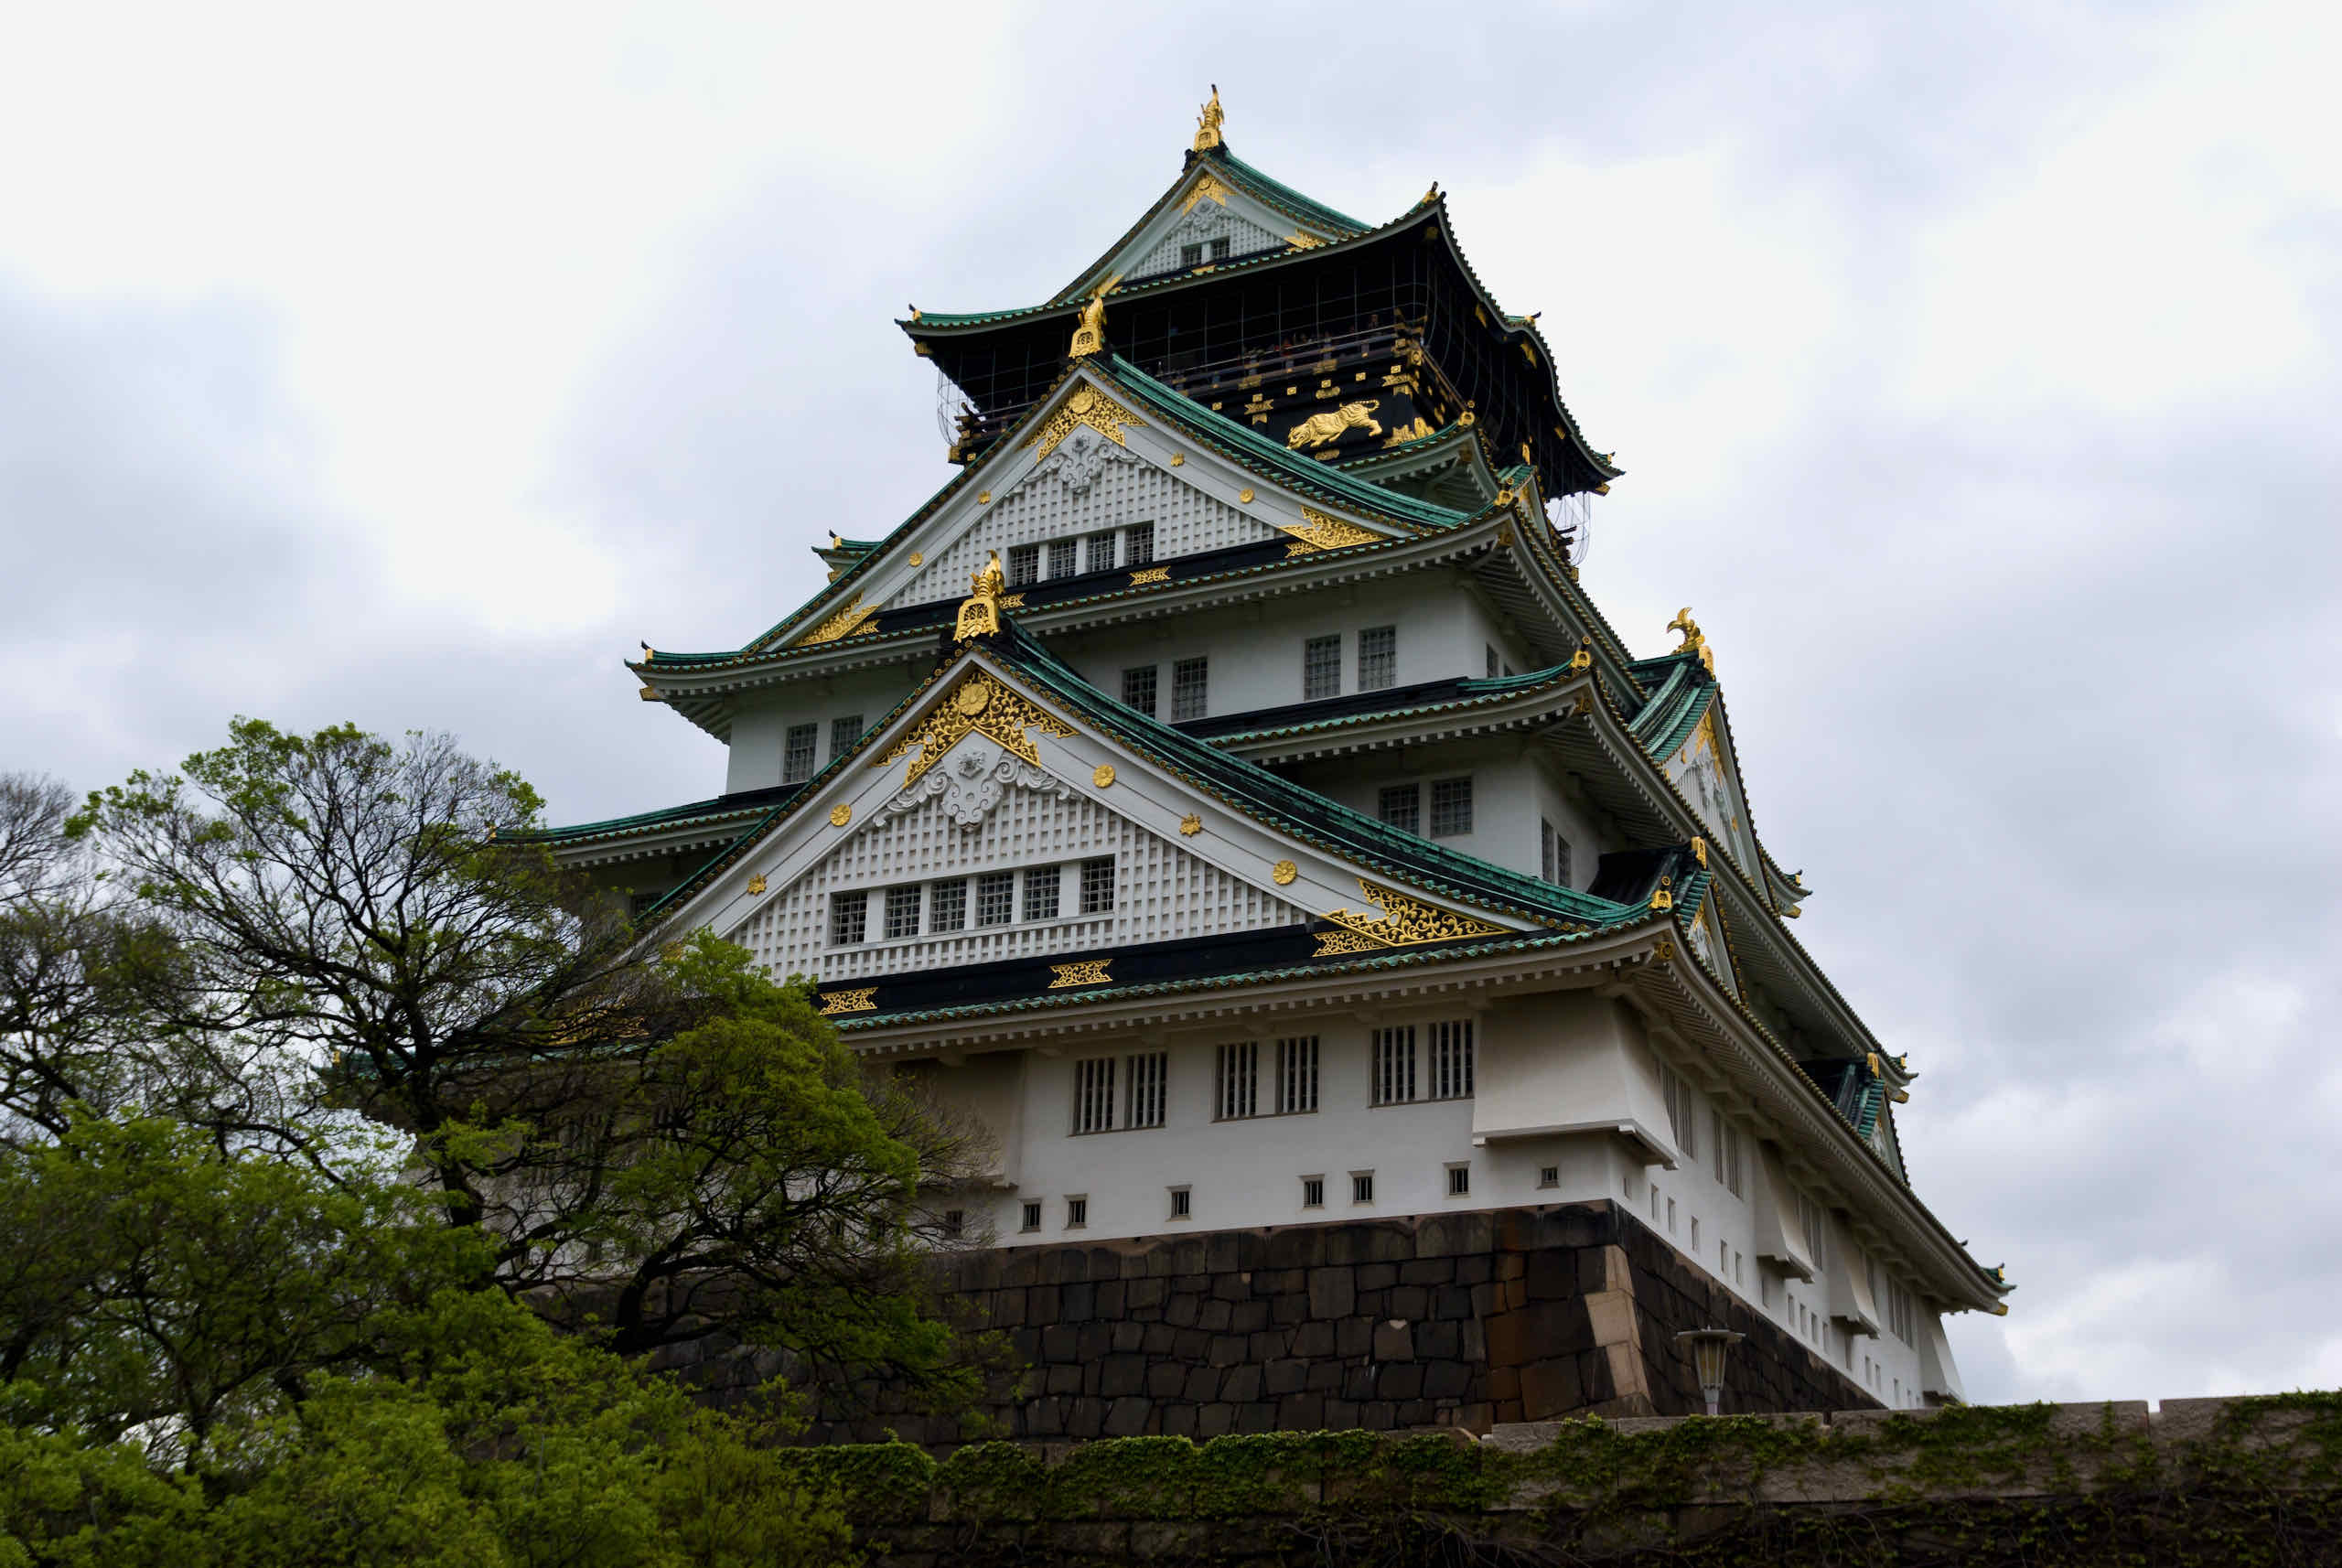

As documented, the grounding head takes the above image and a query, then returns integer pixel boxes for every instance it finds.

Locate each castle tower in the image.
[541,101,2006,1432]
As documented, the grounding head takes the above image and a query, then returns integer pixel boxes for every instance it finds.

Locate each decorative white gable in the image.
[1662,709,1759,875]
[1068,166,1336,296]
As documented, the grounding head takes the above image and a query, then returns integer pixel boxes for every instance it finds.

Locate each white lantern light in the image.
[1674,1326,1745,1416]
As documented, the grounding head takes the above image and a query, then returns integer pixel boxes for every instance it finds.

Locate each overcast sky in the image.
[5,3,2337,1408]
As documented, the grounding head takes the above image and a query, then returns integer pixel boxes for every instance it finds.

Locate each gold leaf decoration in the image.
[1024,382,1146,460]
[1276,508,1382,555]
[830,803,854,828]
[1048,959,1112,989]
[1238,488,1254,504]
[1179,813,1203,836]
[1130,566,1170,585]
[799,594,877,646]
[1313,877,1509,958]
[1272,860,1297,886]
[819,988,877,1015]
[874,669,1076,789]
[747,875,767,896]
[1180,172,1230,212]
[1092,764,1116,789]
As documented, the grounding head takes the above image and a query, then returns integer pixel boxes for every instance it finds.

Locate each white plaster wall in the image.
[724,665,923,794]
[1123,203,1287,278]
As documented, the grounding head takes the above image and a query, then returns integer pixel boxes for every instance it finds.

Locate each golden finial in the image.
[1069,274,1120,359]
[1421,182,1440,207]
[956,552,1005,642]
[1666,607,1716,676]
[1649,875,1674,912]
[1689,837,1707,868]
[1567,637,1592,673]
[1193,85,1224,152]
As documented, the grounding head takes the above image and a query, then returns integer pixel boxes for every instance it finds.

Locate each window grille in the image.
[1171,657,1209,722]
[1169,1186,1191,1218]
[929,877,967,932]
[1008,543,1040,586]
[1378,784,1420,834]
[975,872,1015,927]
[1539,1165,1560,1188]
[1301,1176,1325,1208]
[883,884,920,940]
[1371,1026,1416,1106]
[1351,1172,1374,1204]
[1724,1124,1745,1197]
[1359,625,1396,691]
[1080,856,1116,914]
[1047,537,1077,578]
[1066,1197,1087,1228]
[783,724,819,783]
[1125,1051,1167,1129]
[1447,1164,1470,1197]
[1209,236,1230,261]
[1180,242,1203,267]
[1542,819,1571,885]
[1303,635,1341,700]
[1429,777,1474,837]
[942,1209,964,1239]
[1022,865,1059,921]
[1124,521,1155,564]
[1660,1066,1700,1160]
[1486,645,1499,680]
[1085,532,1116,573]
[1121,665,1157,717]
[1427,1019,1474,1100]
[1073,1058,1117,1133]
[829,890,867,947]
[1214,1041,1259,1120]
[1020,1200,1041,1231]
[830,714,862,761]
[1796,1191,1831,1272]
[1274,1036,1318,1114]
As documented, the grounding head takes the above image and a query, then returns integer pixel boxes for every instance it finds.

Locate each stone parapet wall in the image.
[799,1199,1876,1446]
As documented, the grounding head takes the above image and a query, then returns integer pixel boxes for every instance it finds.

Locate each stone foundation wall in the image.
[802,1199,1877,1445]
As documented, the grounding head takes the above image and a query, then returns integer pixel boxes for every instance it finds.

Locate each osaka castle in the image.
[541,93,2008,1426]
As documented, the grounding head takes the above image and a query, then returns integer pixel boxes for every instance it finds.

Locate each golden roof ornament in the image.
[1666,607,1716,676]
[1068,274,1120,359]
[1192,85,1224,152]
[955,552,1006,642]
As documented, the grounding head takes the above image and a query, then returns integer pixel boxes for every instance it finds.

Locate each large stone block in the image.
[1306,1268,1355,1318]
[1372,1321,1415,1361]
[1098,1354,1146,1398]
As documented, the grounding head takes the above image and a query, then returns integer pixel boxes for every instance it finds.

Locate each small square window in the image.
[1180,242,1204,268]
[1021,1200,1041,1232]
[975,872,1015,927]
[830,714,862,761]
[1301,1176,1325,1208]
[1351,1171,1375,1205]
[1008,543,1040,586]
[1303,634,1341,700]
[1085,532,1115,574]
[929,877,967,932]
[1209,236,1230,261]
[1023,865,1060,921]
[1122,665,1158,717]
[1168,1186,1192,1219]
[1429,777,1474,838]
[1047,537,1077,578]
[1171,657,1209,722]
[783,723,819,784]
[1124,521,1155,564]
[883,884,920,940]
[1080,856,1115,914]
[1065,1196,1088,1229]
[1446,1164,1470,1197]
[829,890,867,946]
[1539,1165,1560,1188]
[1378,784,1420,834]
[1359,625,1396,691]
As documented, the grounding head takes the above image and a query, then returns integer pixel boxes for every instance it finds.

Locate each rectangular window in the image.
[1303,634,1341,700]
[975,872,1015,927]
[929,877,967,932]
[830,714,862,761]
[1121,665,1158,717]
[1125,1051,1167,1130]
[1209,236,1230,261]
[1047,537,1077,579]
[1539,1165,1560,1188]
[1169,1186,1192,1219]
[1007,542,1040,586]
[829,890,868,947]
[1486,645,1499,680]
[1180,242,1203,268]
[1735,1251,1745,1286]
[1660,1067,1700,1163]
[943,1208,964,1240]
[1429,777,1474,838]
[1724,1123,1745,1197]
[883,884,920,940]
[1690,1215,1701,1250]
[1301,1176,1325,1208]
[1542,819,1571,886]
[1021,1200,1041,1232]
[1351,1171,1375,1205]
[1124,521,1155,564]
[1359,625,1396,691]
[783,723,819,783]
[1022,865,1060,921]
[1073,1058,1117,1134]
[1378,783,1420,834]
[1667,1197,1677,1234]
[1171,657,1209,721]
[1446,1164,1471,1197]
[1085,532,1116,574]
[1066,1196,1087,1229]
[1427,1019,1474,1100]
[1274,1036,1318,1114]
[1214,1041,1259,1121]
[1721,1240,1729,1276]
[1371,1026,1416,1106]
[1080,856,1116,915]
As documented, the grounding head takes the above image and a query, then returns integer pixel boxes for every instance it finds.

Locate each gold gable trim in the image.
[1311,878,1509,957]
[799,593,877,646]
[1023,382,1147,461]
[873,669,1076,789]
[1277,507,1383,556]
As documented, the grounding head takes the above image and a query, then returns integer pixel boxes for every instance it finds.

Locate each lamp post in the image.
[1675,1326,1745,1416]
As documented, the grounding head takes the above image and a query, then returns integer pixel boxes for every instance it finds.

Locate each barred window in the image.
[1121,665,1157,717]
[1124,521,1155,564]
[1085,532,1116,573]
[1180,242,1203,267]
[1359,625,1396,691]
[1125,1052,1167,1129]
[1008,543,1040,586]
[1542,819,1572,886]
[1429,776,1474,837]
[830,714,862,761]
[1171,657,1209,722]
[1274,1036,1318,1114]
[883,884,920,940]
[829,890,868,947]
[1378,784,1420,834]
[1169,1186,1191,1219]
[1446,1164,1471,1197]
[1047,537,1077,579]
[1066,1197,1087,1228]
[1301,1176,1325,1208]
[1661,1066,1700,1161]
[1020,1200,1041,1231]
[1073,1058,1117,1134]
[929,877,967,932]
[1303,634,1341,700]
[1428,1019,1474,1100]
[1022,865,1059,921]
[1351,1171,1374,1204]
[1371,1026,1415,1106]
[783,723,819,783]
[975,872,1015,927]
[1080,856,1116,915]
[1214,1041,1259,1121]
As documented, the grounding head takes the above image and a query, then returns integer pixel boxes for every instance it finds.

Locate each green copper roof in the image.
[1211,147,1370,233]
